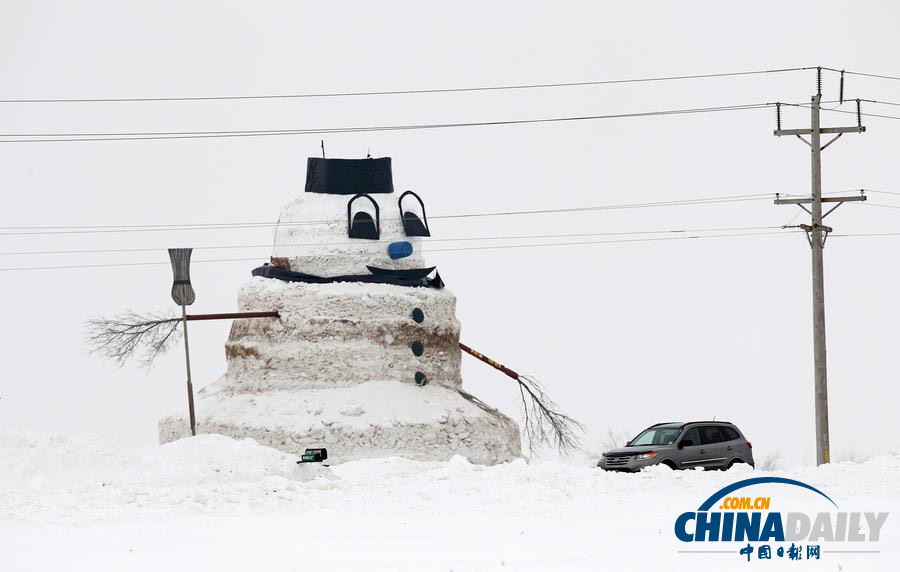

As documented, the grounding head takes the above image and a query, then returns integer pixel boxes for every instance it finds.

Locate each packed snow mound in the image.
[161,274,521,465]
[0,431,328,524]
[158,160,523,464]
[3,432,900,570]
[161,379,520,465]
[272,188,428,276]
[226,278,463,391]
[6,429,900,525]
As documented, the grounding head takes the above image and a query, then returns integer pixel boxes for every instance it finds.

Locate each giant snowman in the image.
[159,157,522,464]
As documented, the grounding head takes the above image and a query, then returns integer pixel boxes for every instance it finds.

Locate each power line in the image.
[781,101,900,120]
[863,203,900,210]
[818,189,897,199]
[0,230,798,272]
[10,228,898,270]
[430,230,792,253]
[822,68,900,82]
[0,67,816,104]
[429,194,774,219]
[861,189,900,197]
[0,103,776,143]
[821,107,900,121]
[831,232,900,237]
[856,99,900,108]
[5,99,897,145]
[0,193,778,235]
[824,190,900,209]
[5,98,896,145]
[0,225,784,256]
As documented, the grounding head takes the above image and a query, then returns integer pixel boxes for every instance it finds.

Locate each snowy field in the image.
[2,431,898,571]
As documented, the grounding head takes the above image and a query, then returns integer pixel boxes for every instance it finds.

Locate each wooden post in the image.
[773,94,867,465]
[181,304,196,436]
[809,95,829,466]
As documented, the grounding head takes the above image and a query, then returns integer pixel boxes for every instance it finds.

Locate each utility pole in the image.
[773,72,866,465]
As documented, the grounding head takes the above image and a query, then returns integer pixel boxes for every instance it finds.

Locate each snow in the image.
[0,431,326,524]
[227,277,462,391]
[158,170,521,464]
[159,379,521,465]
[271,191,427,276]
[160,266,521,465]
[2,430,899,571]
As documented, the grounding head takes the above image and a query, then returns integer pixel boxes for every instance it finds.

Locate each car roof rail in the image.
[682,420,735,426]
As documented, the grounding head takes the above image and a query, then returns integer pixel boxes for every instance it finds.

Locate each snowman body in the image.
[159,158,522,464]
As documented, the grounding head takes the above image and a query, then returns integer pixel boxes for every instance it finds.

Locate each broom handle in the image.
[459,342,520,380]
[186,311,280,321]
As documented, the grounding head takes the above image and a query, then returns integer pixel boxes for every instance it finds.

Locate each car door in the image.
[719,426,743,463]
[698,425,729,469]
[677,426,707,469]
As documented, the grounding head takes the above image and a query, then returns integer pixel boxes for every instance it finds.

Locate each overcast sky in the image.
[1,1,898,466]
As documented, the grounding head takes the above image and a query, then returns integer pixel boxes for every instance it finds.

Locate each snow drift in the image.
[2,431,899,571]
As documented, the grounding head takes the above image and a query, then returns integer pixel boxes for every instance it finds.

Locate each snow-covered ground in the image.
[2,430,898,571]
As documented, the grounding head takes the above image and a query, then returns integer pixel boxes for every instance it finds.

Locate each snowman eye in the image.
[398,191,431,237]
[347,194,380,240]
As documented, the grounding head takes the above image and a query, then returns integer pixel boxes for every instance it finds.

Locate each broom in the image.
[86,311,583,453]
[459,342,583,454]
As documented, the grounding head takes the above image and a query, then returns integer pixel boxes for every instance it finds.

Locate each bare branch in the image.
[458,388,512,423]
[85,310,182,367]
[516,374,584,455]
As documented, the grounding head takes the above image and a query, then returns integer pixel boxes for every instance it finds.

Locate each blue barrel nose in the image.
[388,241,413,259]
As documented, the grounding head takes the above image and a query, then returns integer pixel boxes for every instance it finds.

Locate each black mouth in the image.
[366,266,435,280]
[252,263,444,289]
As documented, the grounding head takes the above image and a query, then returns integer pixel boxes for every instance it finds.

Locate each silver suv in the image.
[597,421,754,472]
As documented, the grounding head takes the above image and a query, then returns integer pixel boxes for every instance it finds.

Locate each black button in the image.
[411,308,425,323]
[411,341,424,356]
[414,372,428,386]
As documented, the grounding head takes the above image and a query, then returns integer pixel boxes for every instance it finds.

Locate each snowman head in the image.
[271,157,436,280]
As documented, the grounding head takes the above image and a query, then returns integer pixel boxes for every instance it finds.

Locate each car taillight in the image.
[747,441,752,449]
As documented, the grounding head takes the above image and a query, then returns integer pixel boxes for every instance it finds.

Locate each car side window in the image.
[721,427,740,441]
[681,427,700,446]
[699,426,723,445]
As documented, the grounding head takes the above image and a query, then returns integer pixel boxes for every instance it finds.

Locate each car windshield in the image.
[630,427,680,446]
